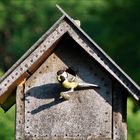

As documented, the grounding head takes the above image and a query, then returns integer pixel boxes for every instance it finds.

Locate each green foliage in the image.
[0,69,4,77]
[0,106,15,140]
[128,98,140,140]
[0,0,140,139]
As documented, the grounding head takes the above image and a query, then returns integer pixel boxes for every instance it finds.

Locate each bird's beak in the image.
[57,75,61,81]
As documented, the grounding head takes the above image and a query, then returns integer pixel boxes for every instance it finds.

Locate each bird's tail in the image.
[78,82,99,88]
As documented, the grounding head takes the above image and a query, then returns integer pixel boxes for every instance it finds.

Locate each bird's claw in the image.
[60,92,70,100]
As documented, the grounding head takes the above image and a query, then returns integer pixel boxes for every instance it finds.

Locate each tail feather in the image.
[78,82,99,88]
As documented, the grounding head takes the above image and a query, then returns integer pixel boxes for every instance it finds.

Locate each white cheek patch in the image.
[61,72,68,78]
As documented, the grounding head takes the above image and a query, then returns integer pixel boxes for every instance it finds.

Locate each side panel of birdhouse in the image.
[113,82,127,140]
[16,83,25,140]
[24,34,112,139]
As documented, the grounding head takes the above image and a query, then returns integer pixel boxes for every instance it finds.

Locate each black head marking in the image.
[60,76,66,82]
[57,70,65,76]
[57,75,66,83]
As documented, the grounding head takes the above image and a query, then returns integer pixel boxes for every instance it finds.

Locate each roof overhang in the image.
[0,5,140,111]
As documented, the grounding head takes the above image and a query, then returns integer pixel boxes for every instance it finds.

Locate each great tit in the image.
[57,69,99,100]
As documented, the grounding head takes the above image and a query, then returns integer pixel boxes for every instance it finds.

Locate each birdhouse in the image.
[0,5,140,140]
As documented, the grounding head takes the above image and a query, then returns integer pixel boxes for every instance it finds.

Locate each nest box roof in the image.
[0,5,140,111]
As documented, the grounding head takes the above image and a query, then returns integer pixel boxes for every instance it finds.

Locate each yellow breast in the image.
[62,80,78,89]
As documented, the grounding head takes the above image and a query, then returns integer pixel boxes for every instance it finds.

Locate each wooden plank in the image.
[16,82,25,140]
[24,35,112,139]
[1,91,16,112]
[0,15,65,83]
[0,20,69,105]
[112,82,127,140]
[0,72,29,105]
[25,137,112,140]
[66,21,140,100]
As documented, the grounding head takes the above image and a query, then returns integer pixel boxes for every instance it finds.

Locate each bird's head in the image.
[57,70,68,77]
[57,70,68,83]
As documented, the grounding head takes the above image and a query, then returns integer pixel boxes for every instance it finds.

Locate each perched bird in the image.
[57,69,99,100]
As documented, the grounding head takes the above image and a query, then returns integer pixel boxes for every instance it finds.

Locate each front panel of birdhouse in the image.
[23,35,112,139]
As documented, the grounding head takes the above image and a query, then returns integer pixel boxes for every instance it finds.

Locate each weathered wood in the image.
[1,15,139,109]
[1,91,16,112]
[66,20,140,100]
[112,82,127,140]
[24,35,112,139]
[0,7,139,140]
[16,83,25,140]
[0,20,69,105]
[0,72,29,111]
[25,137,112,140]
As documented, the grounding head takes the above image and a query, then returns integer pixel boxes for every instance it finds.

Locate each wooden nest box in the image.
[0,5,140,140]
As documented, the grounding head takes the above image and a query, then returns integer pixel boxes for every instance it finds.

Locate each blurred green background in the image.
[0,0,140,139]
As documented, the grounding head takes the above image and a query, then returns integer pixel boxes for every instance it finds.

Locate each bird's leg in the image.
[60,88,74,100]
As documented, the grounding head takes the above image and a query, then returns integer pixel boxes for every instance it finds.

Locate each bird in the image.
[56,69,99,100]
